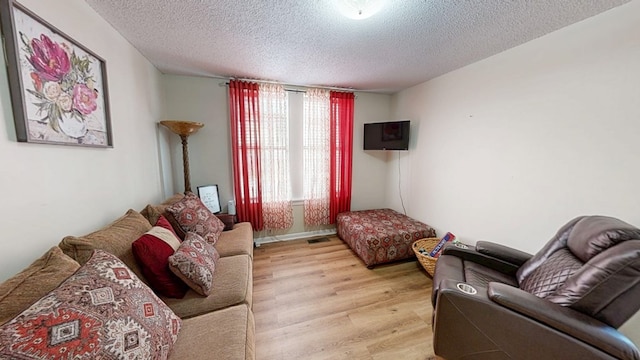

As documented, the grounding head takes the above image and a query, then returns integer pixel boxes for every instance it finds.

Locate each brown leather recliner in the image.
[431,215,640,360]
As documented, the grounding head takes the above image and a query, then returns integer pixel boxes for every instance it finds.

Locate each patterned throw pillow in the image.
[132,215,188,298]
[0,250,181,359]
[168,232,220,296]
[165,192,225,245]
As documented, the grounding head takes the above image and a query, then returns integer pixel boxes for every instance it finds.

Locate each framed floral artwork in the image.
[0,0,112,147]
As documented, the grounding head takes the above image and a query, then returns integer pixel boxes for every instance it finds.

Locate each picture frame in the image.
[197,184,221,214]
[0,0,112,147]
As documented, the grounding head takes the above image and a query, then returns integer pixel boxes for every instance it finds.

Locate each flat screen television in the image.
[363,120,410,150]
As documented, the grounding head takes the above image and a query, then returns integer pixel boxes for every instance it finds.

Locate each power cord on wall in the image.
[398,151,407,215]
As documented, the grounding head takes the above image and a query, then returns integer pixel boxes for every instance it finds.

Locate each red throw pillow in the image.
[132,215,188,298]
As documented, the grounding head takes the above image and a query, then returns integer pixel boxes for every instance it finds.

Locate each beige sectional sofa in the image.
[0,194,255,359]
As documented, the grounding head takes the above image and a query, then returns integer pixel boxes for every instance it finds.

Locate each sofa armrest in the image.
[441,244,521,276]
[488,282,640,360]
[476,240,532,267]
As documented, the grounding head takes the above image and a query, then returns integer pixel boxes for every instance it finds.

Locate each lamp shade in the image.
[160,120,204,136]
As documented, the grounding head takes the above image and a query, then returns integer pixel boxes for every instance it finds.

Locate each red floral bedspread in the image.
[337,209,436,267]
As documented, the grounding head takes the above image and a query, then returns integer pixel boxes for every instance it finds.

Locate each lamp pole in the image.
[159,120,204,194]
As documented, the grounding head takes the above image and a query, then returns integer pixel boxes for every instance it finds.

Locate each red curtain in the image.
[229,80,263,230]
[329,91,355,223]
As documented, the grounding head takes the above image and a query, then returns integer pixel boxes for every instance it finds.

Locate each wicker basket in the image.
[412,237,441,276]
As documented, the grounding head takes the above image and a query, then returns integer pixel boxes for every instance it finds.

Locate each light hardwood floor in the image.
[253,236,438,360]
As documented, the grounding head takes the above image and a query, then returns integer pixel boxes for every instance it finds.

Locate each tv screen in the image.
[363,120,410,150]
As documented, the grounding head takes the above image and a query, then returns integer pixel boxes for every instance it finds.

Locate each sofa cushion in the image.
[140,193,186,226]
[216,222,254,258]
[59,209,152,282]
[132,215,188,298]
[161,254,252,318]
[165,192,225,245]
[0,247,80,325]
[0,250,181,360]
[171,303,255,360]
[169,232,220,296]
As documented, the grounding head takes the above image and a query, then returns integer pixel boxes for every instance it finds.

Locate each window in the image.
[229,81,292,231]
[230,81,353,229]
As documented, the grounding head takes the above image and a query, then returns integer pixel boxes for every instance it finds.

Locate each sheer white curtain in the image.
[259,83,293,230]
[303,88,331,226]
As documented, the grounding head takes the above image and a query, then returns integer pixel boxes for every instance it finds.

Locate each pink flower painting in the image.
[28,34,71,82]
[6,3,110,146]
[21,32,100,139]
[72,84,97,115]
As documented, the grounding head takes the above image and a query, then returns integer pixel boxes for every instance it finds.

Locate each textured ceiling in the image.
[84,0,630,93]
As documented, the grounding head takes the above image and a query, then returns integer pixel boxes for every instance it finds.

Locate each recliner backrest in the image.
[516,216,584,297]
[516,216,640,327]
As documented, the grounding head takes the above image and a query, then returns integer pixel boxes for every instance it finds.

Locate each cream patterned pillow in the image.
[168,232,220,296]
[0,250,181,359]
[165,192,225,245]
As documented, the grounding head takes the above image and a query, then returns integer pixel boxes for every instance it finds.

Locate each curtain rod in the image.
[216,77,357,94]
[217,82,305,94]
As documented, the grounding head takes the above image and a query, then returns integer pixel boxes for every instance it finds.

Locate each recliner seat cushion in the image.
[463,261,518,289]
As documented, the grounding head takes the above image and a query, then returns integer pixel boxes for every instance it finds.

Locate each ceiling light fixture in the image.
[335,0,386,20]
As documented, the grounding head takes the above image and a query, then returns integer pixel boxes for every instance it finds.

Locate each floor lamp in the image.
[160,120,204,193]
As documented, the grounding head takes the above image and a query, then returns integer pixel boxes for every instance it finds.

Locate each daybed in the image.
[0,193,255,359]
[337,208,436,267]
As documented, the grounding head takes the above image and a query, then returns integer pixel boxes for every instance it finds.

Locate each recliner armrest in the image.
[441,243,521,276]
[488,282,640,360]
[476,240,532,267]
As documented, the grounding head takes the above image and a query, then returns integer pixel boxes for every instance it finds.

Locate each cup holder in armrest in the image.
[453,242,469,249]
[456,283,478,295]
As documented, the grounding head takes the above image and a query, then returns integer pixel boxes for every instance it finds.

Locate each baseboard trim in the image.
[254,228,337,247]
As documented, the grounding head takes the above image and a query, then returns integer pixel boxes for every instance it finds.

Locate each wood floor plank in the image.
[253,236,438,360]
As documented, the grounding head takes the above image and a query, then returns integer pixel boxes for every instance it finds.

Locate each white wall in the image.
[160,75,392,237]
[352,93,392,211]
[160,75,232,203]
[389,0,640,340]
[0,0,165,281]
